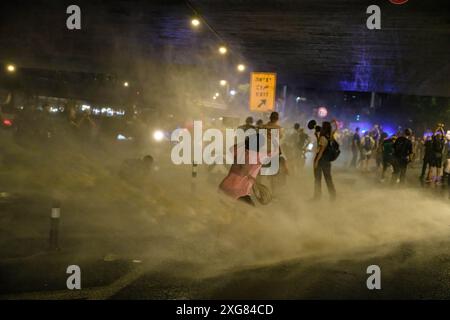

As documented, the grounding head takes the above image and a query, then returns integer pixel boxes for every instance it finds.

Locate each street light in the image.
[218,46,227,55]
[215,92,220,97]
[6,64,16,73]
[153,130,165,142]
[123,82,129,87]
[191,18,200,27]
[220,80,227,86]
[237,64,246,72]
[230,89,237,96]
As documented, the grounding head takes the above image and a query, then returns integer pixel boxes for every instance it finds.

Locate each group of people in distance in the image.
[349,123,449,187]
[219,113,341,205]
[219,114,450,206]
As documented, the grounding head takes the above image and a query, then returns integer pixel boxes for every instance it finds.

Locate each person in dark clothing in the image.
[313,120,337,200]
[255,119,264,129]
[238,116,256,132]
[381,133,396,181]
[119,155,155,185]
[392,128,413,184]
[285,123,308,174]
[427,124,445,185]
[350,127,361,168]
[420,135,433,181]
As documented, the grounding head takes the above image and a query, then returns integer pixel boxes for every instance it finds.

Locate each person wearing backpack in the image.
[392,128,413,184]
[361,132,375,172]
[313,120,338,201]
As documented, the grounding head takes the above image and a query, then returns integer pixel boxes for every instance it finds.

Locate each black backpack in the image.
[324,138,341,162]
[432,137,444,154]
[394,137,410,159]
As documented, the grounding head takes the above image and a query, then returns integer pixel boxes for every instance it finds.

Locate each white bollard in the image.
[49,202,61,251]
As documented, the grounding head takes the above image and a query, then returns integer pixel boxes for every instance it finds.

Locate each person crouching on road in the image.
[219,134,271,206]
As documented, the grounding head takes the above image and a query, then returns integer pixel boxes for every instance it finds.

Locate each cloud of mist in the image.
[2,126,449,283]
[0,1,449,286]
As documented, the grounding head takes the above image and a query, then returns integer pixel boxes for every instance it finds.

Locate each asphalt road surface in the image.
[1,160,449,300]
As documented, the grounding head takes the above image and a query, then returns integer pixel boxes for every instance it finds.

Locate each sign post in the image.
[249,72,276,112]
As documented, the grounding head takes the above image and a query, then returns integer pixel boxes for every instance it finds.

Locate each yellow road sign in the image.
[249,72,276,112]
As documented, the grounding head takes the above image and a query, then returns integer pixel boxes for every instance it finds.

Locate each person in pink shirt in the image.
[219,134,271,206]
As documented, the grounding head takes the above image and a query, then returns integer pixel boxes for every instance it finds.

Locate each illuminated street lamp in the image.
[237,64,246,72]
[215,92,220,97]
[220,80,227,86]
[153,130,165,142]
[230,89,237,96]
[218,46,228,55]
[123,81,129,87]
[191,18,200,27]
[6,64,16,73]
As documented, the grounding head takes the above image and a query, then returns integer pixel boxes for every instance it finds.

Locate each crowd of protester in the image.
[3,102,450,205]
[220,115,450,206]
[340,123,450,188]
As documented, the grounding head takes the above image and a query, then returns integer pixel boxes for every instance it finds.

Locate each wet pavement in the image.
[112,240,450,300]
[1,160,449,300]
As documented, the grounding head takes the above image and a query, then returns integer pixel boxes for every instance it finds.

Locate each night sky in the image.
[0,0,449,96]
